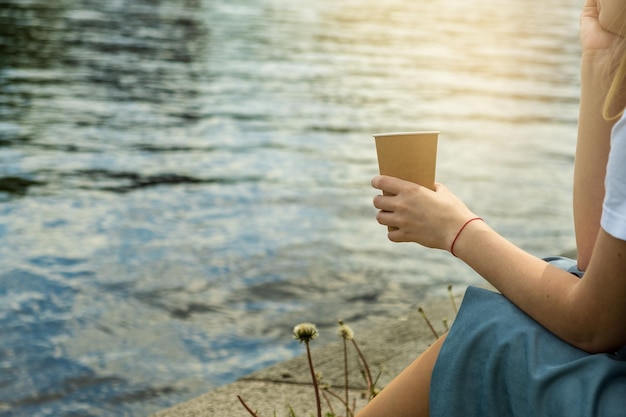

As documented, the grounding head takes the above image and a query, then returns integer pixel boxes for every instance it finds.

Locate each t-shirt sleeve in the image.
[601,112,626,241]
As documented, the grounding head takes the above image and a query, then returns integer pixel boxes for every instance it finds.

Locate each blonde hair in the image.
[603,52,626,120]
[603,16,626,121]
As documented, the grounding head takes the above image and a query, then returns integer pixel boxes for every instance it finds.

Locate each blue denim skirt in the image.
[430,257,626,417]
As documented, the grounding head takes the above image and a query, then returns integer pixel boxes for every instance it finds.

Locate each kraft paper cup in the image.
[374,131,438,190]
[374,131,439,231]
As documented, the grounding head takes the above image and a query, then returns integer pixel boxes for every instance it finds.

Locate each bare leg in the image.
[356,334,447,417]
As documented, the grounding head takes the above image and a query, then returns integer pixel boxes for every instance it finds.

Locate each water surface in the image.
[0,0,581,415]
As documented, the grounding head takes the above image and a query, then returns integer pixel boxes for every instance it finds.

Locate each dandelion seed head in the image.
[293,322,318,344]
[337,320,354,340]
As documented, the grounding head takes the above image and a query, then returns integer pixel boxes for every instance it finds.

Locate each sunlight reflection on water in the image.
[0,0,580,415]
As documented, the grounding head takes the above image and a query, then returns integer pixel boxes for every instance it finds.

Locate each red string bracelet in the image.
[450,217,483,257]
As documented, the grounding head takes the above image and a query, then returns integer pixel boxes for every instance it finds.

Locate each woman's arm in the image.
[452,218,626,353]
[372,0,626,353]
[574,0,625,270]
[372,176,626,353]
[573,56,613,271]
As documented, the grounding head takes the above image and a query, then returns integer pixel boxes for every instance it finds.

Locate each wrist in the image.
[450,217,485,257]
[581,50,618,74]
[581,42,626,69]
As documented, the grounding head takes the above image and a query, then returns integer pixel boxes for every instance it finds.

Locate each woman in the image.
[359,0,626,416]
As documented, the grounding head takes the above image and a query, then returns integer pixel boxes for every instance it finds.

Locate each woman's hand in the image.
[580,0,623,52]
[371,175,476,251]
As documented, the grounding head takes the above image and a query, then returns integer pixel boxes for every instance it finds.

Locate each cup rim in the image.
[373,131,439,138]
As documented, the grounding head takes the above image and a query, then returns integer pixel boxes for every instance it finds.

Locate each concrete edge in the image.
[151,250,578,417]
[151,292,466,417]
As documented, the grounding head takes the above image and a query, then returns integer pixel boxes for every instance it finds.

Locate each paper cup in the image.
[374,131,439,231]
[374,131,438,190]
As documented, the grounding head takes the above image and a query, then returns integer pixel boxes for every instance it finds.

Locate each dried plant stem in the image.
[237,395,261,417]
[323,388,355,417]
[447,284,458,314]
[321,390,336,416]
[418,307,439,340]
[350,339,374,399]
[305,341,323,417]
[343,338,350,417]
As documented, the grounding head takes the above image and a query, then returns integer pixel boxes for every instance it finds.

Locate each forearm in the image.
[452,220,609,352]
[573,53,615,270]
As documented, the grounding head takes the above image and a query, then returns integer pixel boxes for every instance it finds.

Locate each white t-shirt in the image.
[601,111,626,241]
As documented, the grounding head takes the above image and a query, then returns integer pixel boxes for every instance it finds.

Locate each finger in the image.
[375,209,396,227]
[371,175,415,195]
[433,182,447,192]
[372,194,396,211]
[387,228,409,243]
[582,0,599,18]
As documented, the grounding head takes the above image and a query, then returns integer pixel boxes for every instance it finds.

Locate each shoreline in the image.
[151,250,578,417]
[150,292,462,417]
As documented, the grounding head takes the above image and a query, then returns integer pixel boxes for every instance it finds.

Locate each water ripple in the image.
[0,0,580,415]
